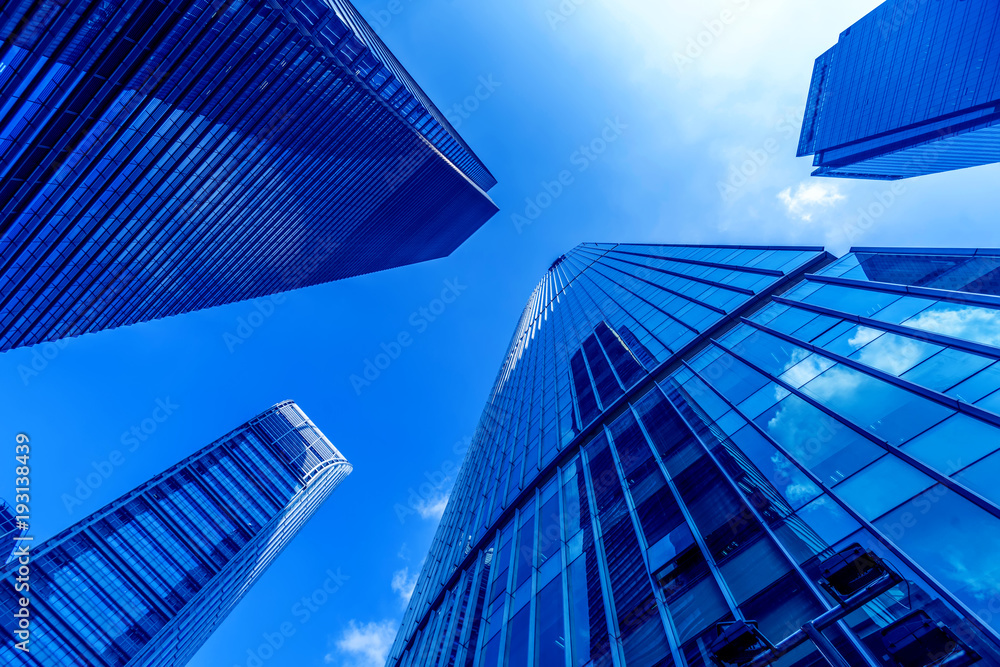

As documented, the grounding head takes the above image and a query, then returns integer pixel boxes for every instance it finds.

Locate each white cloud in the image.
[391,568,418,608]
[414,492,449,521]
[847,326,883,351]
[855,333,933,376]
[778,347,834,388]
[778,182,846,221]
[907,305,1000,348]
[327,620,397,667]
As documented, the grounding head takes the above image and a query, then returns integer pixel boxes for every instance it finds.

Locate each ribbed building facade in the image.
[0,500,26,565]
[0,401,351,666]
[797,0,1000,180]
[388,243,1000,667]
[0,0,497,353]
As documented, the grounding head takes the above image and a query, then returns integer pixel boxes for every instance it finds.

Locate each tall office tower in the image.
[0,401,351,666]
[797,0,1000,180]
[388,243,1000,667]
[0,0,497,353]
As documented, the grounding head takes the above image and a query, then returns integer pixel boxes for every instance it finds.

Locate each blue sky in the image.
[2,0,999,666]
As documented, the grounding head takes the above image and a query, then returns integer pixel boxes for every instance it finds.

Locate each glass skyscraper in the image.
[0,401,351,666]
[388,243,1000,666]
[0,0,497,353]
[797,0,1000,180]
[0,499,27,565]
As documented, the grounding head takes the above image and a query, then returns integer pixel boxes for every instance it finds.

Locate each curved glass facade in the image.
[0,401,351,666]
[0,0,497,352]
[389,244,1000,667]
[797,0,1000,180]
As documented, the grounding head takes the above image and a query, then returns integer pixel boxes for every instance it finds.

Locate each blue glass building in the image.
[388,243,1000,667]
[0,401,351,666]
[0,0,497,353]
[0,500,27,565]
[797,0,1000,180]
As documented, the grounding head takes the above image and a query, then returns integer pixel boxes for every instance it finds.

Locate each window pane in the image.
[791,313,841,342]
[794,496,861,546]
[719,536,792,604]
[505,605,531,667]
[754,394,883,485]
[778,353,836,389]
[767,307,819,335]
[875,486,1000,632]
[950,363,1000,403]
[657,540,729,643]
[596,322,645,388]
[741,573,824,660]
[902,414,1000,474]
[978,389,1000,416]
[901,349,995,395]
[870,295,933,324]
[568,550,612,667]
[902,302,1000,348]
[583,334,623,407]
[729,426,821,510]
[954,452,1000,506]
[537,495,561,566]
[726,329,811,377]
[834,456,935,520]
[700,354,769,404]
[850,331,942,376]
[821,324,884,358]
[535,576,566,666]
[803,284,901,317]
[737,382,790,421]
[513,514,535,590]
[799,364,953,445]
[621,593,671,667]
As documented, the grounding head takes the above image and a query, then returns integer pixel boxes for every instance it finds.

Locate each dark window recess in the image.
[596,322,647,387]
[636,486,685,546]
[586,435,627,522]
[618,325,658,369]
[582,334,624,406]
[571,350,601,425]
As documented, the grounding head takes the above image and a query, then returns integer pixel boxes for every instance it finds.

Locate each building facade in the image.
[797,0,1000,180]
[0,0,497,353]
[0,401,351,666]
[0,500,27,565]
[388,243,1000,667]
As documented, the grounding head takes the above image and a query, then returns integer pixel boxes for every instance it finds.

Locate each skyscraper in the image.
[797,0,1000,180]
[0,401,351,666]
[0,0,497,353]
[388,243,1000,666]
